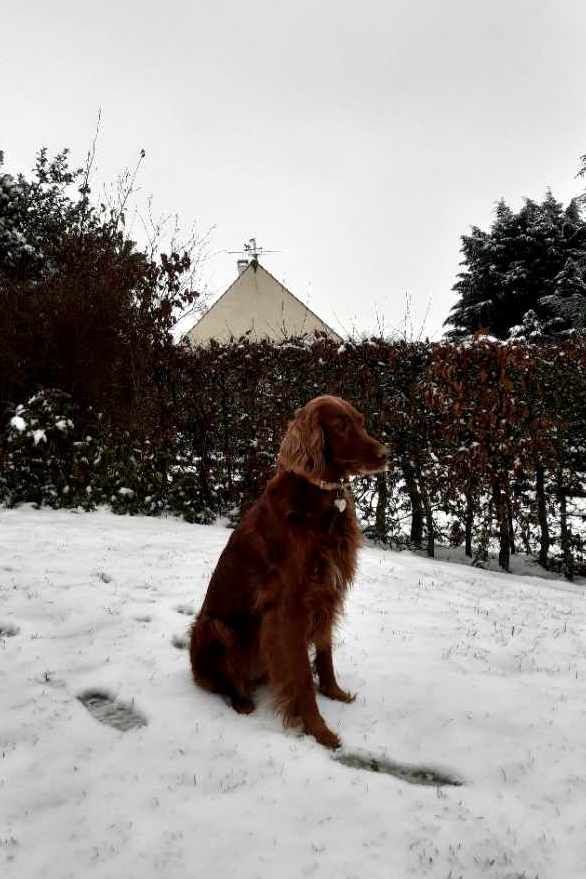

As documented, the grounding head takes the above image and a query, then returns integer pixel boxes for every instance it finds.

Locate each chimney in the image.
[237,259,249,275]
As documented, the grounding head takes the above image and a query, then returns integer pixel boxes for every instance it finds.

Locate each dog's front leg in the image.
[314,634,355,703]
[295,643,341,749]
[266,605,341,750]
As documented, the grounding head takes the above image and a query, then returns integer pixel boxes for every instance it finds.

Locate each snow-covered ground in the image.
[1,507,586,879]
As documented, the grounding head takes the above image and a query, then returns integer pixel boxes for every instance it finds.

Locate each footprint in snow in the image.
[175,604,195,616]
[78,689,148,731]
[0,622,20,638]
[172,604,194,648]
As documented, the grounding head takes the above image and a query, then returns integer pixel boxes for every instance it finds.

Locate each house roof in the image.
[183,260,342,345]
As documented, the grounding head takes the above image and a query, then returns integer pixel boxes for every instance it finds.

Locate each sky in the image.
[2,0,586,339]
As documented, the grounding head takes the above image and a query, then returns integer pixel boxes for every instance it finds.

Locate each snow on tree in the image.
[445,193,586,341]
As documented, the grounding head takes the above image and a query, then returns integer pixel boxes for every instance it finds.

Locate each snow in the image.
[1,506,586,879]
[8,416,26,432]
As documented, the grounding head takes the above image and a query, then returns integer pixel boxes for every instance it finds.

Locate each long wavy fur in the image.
[277,403,325,479]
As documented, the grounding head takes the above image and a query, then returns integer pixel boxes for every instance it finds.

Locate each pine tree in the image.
[445,193,586,340]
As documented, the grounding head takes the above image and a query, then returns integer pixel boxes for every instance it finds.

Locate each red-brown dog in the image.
[189,395,388,748]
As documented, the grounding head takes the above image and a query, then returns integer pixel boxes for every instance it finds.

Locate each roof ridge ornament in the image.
[229,237,279,273]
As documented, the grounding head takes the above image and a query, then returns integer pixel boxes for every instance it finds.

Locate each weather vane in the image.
[229,237,279,263]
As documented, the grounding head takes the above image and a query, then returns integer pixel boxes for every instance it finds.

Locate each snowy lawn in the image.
[1,507,586,879]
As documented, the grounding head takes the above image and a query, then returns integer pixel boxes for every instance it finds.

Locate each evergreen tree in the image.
[445,193,586,340]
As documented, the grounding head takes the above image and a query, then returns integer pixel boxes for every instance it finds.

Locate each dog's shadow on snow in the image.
[334,751,464,787]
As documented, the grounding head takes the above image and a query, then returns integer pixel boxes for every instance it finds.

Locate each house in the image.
[183,248,342,346]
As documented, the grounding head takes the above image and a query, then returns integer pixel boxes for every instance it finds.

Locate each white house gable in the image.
[184,261,341,345]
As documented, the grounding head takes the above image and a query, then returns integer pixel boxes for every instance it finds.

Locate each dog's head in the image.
[278,395,388,482]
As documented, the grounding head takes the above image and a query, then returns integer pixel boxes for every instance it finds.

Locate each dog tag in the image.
[334,497,347,513]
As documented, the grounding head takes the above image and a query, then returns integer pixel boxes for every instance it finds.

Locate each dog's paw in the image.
[314,726,341,750]
[305,720,341,750]
[319,685,356,704]
[230,695,255,715]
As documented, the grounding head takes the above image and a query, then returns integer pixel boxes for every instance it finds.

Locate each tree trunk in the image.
[473,497,492,567]
[414,461,435,558]
[557,470,574,582]
[506,486,516,555]
[519,520,532,556]
[423,494,435,558]
[535,464,550,569]
[464,491,474,557]
[374,471,388,543]
[402,457,423,550]
[493,479,510,572]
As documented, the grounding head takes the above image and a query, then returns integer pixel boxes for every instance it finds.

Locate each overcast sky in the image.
[2,0,586,338]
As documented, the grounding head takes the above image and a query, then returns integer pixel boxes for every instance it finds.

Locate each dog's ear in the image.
[278,405,325,479]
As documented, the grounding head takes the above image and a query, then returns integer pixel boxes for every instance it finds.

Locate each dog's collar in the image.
[285,470,351,498]
[317,478,344,491]
[306,476,350,492]
[285,471,350,515]
[310,476,351,512]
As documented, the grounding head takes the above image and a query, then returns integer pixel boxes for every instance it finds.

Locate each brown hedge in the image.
[2,335,585,579]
